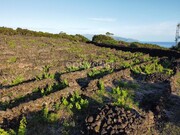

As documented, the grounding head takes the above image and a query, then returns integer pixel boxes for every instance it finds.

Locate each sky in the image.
[0,0,180,41]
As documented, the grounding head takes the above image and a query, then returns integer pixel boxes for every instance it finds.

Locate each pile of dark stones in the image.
[85,104,145,135]
[146,73,170,82]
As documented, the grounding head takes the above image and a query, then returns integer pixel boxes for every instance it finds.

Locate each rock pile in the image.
[86,104,145,135]
[146,73,170,82]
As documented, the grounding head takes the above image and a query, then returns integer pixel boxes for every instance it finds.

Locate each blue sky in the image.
[1,0,180,41]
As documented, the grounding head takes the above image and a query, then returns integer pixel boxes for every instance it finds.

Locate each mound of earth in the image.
[85,104,153,135]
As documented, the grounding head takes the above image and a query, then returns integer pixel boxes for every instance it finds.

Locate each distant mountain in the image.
[83,34,138,42]
[112,36,139,42]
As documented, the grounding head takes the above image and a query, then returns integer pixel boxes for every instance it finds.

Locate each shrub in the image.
[130,42,165,49]
[92,35,118,45]
[75,34,89,42]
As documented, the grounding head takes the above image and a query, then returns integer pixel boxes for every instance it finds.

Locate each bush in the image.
[0,27,89,42]
[92,34,118,45]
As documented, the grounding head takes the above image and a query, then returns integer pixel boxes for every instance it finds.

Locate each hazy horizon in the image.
[1,0,180,42]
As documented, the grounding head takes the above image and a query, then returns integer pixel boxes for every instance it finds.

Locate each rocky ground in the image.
[0,34,179,135]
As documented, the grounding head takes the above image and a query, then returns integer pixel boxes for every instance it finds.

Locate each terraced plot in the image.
[0,34,179,135]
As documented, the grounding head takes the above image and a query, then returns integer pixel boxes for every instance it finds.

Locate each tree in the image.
[106,32,114,36]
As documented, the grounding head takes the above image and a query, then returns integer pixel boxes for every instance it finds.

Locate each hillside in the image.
[0,29,180,135]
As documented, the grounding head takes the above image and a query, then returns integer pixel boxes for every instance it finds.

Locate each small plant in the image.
[111,87,135,108]
[45,85,53,95]
[80,61,91,69]
[62,97,69,106]
[18,116,27,135]
[42,105,49,120]
[53,102,60,112]
[47,113,58,123]
[131,66,142,74]
[35,65,55,80]
[66,65,80,72]
[0,128,9,135]
[7,57,17,63]
[122,62,131,68]
[98,80,105,91]
[61,91,89,111]
[88,67,113,79]
[40,88,45,96]
[8,41,16,48]
[11,75,24,86]
[41,105,58,123]
[164,69,174,75]
[0,128,16,135]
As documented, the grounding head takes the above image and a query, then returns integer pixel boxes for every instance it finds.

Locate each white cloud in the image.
[88,17,117,22]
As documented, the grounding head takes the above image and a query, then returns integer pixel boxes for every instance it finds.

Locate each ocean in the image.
[141,42,176,48]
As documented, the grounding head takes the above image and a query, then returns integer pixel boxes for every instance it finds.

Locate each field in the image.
[0,34,180,135]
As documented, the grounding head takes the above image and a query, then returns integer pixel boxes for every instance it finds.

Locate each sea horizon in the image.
[141,41,176,48]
